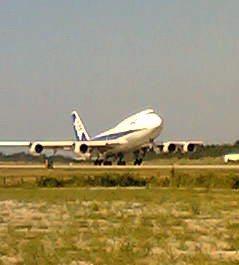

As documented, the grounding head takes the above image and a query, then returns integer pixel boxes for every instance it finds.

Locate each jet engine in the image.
[29,143,43,156]
[182,143,197,153]
[74,143,89,154]
[158,141,203,153]
[158,143,177,153]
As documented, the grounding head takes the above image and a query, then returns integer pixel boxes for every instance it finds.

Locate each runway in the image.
[56,165,239,170]
[0,164,239,170]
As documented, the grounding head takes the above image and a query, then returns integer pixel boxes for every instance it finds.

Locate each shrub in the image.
[232,176,239,189]
[37,177,63,187]
[85,173,147,187]
[37,173,148,188]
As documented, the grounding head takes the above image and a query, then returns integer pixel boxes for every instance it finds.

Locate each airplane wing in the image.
[156,141,204,153]
[0,141,31,147]
[0,141,75,155]
[73,139,127,154]
[0,139,127,156]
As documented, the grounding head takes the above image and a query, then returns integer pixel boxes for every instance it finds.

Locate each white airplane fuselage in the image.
[90,109,163,158]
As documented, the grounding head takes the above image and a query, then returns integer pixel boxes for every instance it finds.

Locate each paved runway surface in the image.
[0,164,239,169]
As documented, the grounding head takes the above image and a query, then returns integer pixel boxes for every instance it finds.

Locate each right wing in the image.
[73,139,127,154]
[0,141,75,155]
[0,138,127,156]
[0,141,31,147]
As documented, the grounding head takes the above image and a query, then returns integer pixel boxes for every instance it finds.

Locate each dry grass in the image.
[0,188,238,264]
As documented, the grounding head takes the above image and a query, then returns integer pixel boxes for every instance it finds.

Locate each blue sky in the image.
[0,1,238,143]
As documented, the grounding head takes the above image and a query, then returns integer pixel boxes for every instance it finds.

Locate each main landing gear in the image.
[94,159,103,165]
[94,160,126,166]
[94,153,126,166]
[103,161,112,166]
[117,153,126,166]
[94,159,112,166]
[93,150,147,166]
[134,158,143,165]
[117,161,126,166]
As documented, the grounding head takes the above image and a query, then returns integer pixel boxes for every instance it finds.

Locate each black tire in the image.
[134,159,143,165]
[117,161,126,166]
[94,160,103,165]
[103,161,112,166]
[138,158,143,165]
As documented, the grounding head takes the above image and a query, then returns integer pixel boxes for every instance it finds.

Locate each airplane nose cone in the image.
[148,113,163,129]
[158,115,164,128]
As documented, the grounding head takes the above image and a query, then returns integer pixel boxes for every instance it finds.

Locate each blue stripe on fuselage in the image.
[92,129,141,141]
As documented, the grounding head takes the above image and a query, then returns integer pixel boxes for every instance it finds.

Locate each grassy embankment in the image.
[144,156,225,165]
[0,188,238,265]
[0,167,239,189]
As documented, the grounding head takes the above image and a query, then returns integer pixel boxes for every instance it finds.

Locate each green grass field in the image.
[0,187,239,265]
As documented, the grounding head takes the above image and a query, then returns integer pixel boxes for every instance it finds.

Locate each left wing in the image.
[156,141,204,153]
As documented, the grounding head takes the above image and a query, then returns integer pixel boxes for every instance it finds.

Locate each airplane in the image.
[71,109,163,165]
[0,109,203,165]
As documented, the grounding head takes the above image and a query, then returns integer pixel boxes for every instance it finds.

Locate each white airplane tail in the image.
[71,111,90,141]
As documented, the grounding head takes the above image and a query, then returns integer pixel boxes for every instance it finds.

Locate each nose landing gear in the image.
[133,148,147,165]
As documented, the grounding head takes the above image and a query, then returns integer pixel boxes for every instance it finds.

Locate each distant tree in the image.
[145,143,239,160]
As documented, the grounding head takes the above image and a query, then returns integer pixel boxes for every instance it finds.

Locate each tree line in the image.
[146,141,239,160]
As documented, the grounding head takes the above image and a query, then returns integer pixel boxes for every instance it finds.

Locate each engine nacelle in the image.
[157,141,203,153]
[158,143,177,153]
[183,143,196,153]
[29,143,43,156]
[182,141,203,153]
[164,143,177,153]
[74,143,89,154]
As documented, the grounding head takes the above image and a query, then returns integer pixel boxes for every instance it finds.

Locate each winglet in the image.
[71,111,90,141]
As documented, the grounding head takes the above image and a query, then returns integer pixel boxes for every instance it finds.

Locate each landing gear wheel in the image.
[103,161,112,166]
[94,160,103,165]
[117,161,126,166]
[116,153,126,166]
[134,158,143,166]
